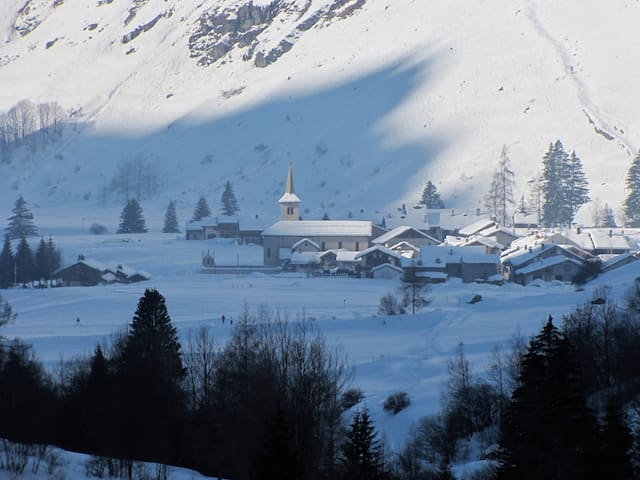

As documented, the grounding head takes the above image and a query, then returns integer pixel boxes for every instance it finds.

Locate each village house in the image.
[55,255,151,286]
[261,164,384,267]
[501,243,592,285]
[186,215,266,244]
[372,226,440,249]
[407,245,502,283]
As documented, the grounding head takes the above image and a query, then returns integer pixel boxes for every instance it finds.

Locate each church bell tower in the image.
[279,162,301,221]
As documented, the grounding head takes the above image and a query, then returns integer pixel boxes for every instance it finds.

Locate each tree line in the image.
[0,289,393,480]
[0,99,68,163]
[418,140,640,229]
[3,281,640,479]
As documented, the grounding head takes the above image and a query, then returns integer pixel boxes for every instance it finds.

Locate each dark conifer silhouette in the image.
[117,199,147,233]
[163,201,180,233]
[192,195,211,222]
[0,234,14,288]
[221,181,239,216]
[6,194,38,239]
[338,408,386,480]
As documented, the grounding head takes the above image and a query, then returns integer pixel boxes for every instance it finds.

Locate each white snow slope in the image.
[1,0,639,225]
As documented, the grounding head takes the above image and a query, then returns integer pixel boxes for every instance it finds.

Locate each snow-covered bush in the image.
[383,391,410,414]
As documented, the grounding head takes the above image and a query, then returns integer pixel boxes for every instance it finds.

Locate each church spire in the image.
[279,162,301,221]
[285,161,295,194]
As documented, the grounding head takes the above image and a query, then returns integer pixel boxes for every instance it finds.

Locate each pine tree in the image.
[6,195,38,239]
[595,395,634,480]
[566,150,590,220]
[192,195,211,222]
[623,151,640,226]
[0,234,14,288]
[117,199,147,233]
[541,141,589,227]
[114,288,186,462]
[162,201,180,233]
[517,194,528,215]
[338,408,386,480]
[15,235,34,285]
[34,237,48,282]
[484,146,515,225]
[221,181,239,216]
[251,406,303,480]
[420,181,445,209]
[602,203,616,228]
[497,316,598,480]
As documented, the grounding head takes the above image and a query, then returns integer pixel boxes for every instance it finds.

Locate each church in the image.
[261,164,385,267]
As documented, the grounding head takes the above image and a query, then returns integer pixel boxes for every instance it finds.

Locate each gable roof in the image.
[419,245,500,266]
[372,225,440,245]
[459,219,497,237]
[291,238,321,251]
[371,263,404,274]
[354,245,403,260]
[516,255,584,275]
[262,220,373,237]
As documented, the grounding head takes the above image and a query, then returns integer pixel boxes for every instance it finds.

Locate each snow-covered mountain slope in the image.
[0,0,639,226]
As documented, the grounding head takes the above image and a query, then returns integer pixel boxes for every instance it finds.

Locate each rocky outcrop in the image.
[189,0,367,68]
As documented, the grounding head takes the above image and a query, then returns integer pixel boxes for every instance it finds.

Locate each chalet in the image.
[55,255,151,286]
[186,215,266,244]
[501,243,592,285]
[372,226,440,248]
[354,245,404,275]
[601,253,638,273]
[412,245,501,283]
[371,263,405,279]
[261,164,384,266]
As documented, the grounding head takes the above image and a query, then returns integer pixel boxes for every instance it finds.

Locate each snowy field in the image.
[4,232,640,463]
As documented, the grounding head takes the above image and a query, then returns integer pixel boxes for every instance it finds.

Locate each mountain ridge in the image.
[1,0,639,228]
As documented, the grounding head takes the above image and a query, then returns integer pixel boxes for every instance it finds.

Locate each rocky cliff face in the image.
[188,0,367,68]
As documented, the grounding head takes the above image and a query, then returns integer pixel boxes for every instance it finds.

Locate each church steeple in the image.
[279,162,301,221]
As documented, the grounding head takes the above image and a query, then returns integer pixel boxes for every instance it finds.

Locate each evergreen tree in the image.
[251,406,303,480]
[192,195,211,222]
[484,146,515,225]
[595,395,634,480]
[162,201,180,233]
[623,151,640,226]
[34,237,49,282]
[566,150,590,220]
[221,181,239,216]
[6,194,38,239]
[117,199,147,234]
[516,194,528,215]
[497,316,598,480]
[338,408,386,480]
[420,181,445,209]
[47,236,61,275]
[114,288,186,463]
[15,235,34,285]
[0,234,14,288]
[541,141,589,227]
[602,203,616,228]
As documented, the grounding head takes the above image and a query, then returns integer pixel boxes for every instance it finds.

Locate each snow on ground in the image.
[4,232,640,458]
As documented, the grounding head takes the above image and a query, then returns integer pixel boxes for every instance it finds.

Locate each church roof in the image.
[262,220,373,237]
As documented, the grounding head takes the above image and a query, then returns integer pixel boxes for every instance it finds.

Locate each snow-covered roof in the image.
[278,192,301,204]
[419,246,500,266]
[517,255,584,275]
[480,225,519,240]
[372,225,439,245]
[602,253,638,270]
[262,220,373,237]
[291,238,321,251]
[458,219,497,237]
[416,271,448,279]
[371,263,404,274]
[101,272,116,282]
[463,234,504,250]
[389,241,420,252]
[587,230,632,251]
[336,251,360,262]
[354,245,403,260]
[79,258,112,272]
[501,243,586,267]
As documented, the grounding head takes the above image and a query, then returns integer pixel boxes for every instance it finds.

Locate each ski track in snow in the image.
[524,0,632,155]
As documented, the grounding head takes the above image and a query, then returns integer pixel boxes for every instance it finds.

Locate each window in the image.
[266,248,271,257]
[321,241,326,250]
[338,241,342,249]
[355,242,359,250]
